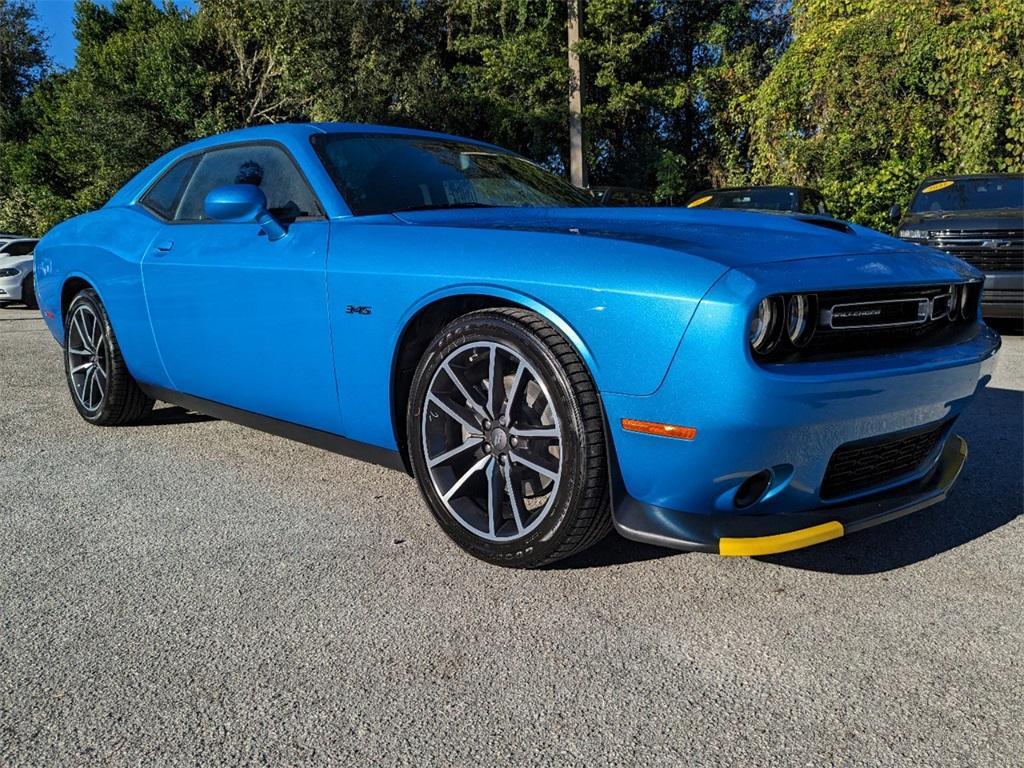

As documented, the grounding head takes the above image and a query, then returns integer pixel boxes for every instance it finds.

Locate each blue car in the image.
[34,123,1000,567]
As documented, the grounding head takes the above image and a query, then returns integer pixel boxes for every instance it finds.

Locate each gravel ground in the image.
[1,307,1021,767]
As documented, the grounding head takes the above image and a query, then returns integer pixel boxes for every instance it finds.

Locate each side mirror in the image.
[888,204,902,225]
[203,184,286,241]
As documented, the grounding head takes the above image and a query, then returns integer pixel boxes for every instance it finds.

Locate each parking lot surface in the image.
[1,308,1021,766]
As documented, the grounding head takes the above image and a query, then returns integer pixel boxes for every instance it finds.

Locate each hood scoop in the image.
[796,217,855,234]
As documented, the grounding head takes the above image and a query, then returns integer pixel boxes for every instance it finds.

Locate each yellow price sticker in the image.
[922,180,955,194]
[687,195,713,208]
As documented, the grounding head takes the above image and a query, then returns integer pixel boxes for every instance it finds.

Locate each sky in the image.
[30,0,196,70]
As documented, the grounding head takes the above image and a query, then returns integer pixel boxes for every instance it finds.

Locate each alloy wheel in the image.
[66,304,108,412]
[421,341,563,542]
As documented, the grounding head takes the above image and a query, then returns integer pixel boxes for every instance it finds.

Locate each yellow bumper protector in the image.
[719,521,844,557]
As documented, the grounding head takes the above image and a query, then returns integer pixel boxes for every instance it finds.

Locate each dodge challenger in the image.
[33,124,1001,567]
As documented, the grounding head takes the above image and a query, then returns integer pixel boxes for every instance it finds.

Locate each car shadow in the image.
[758,385,1023,574]
[546,533,683,570]
[135,404,218,426]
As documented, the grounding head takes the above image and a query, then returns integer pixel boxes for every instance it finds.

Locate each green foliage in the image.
[748,0,1024,230]
[0,0,47,117]
[0,0,1021,236]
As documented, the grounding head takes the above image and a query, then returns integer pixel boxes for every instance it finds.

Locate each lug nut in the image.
[483,420,492,430]
[510,437,519,447]
[484,444,492,453]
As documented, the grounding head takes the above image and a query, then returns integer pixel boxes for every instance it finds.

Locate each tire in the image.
[22,273,38,310]
[407,308,610,568]
[63,288,153,425]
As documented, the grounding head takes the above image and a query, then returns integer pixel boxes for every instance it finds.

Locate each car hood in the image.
[0,254,33,271]
[391,207,925,269]
[899,208,1024,231]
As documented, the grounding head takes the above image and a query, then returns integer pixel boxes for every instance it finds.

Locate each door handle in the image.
[154,240,174,255]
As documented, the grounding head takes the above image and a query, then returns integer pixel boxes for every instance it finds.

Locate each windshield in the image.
[0,240,36,257]
[312,134,595,216]
[910,177,1023,213]
[691,188,827,214]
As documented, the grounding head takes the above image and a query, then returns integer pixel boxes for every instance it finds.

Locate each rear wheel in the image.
[408,308,610,568]
[64,289,153,425]
[22,273,37,310]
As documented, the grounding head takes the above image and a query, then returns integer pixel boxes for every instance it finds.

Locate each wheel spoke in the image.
[94,367,106,401]
[441,363,487,420]
[427,435,483,468]
[486,344,499,416]
[89,313,102,350]
[503,360,525,421]
[427,392,482,435]
[509,426,560,439]
[82,366,95,408]
[510,451,559,481]
[502,456,525,534]
[67,347,91,357]
[94,364,108,382]
[72,315,91,353]
[486,457,503,537]
[70,361,93,375]
[442,454,490,502]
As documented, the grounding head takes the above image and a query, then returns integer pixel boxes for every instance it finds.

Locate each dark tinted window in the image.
[697,188,802,212]
[910,177,1024,213]
[174,144,321,222]
[0,240,37,256]
[141,156,198,219]
[313,134,594,216]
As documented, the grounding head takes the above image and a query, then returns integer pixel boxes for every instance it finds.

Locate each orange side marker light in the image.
[621,418,697,440]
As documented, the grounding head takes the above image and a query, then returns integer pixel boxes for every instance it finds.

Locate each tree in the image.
[0,0,46,119]
[748,0,1024,229]
[1,0,213,232]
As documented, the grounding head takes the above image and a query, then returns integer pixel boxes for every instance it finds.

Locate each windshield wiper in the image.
[392,202,504,213]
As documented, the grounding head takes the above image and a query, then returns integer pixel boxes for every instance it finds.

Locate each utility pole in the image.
[568,0,587,189]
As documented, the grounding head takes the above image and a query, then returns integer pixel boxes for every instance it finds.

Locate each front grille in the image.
[759,283,981,363]
[821,419,953,500]
[924,229,1023,272]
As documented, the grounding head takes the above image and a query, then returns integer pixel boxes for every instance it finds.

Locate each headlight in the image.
[899,229,928,240]
[0,268,20,277]
[786,294,817,347]
[749,296,783,355]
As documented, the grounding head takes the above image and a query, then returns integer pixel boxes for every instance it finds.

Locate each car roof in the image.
[177,122,506,154]
[691,185,820,196]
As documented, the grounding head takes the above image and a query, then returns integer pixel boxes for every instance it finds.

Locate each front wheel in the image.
[407,308,610,568]
[64,288,153,425]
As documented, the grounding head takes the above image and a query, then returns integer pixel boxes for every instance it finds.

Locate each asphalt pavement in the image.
[1,307,1021,766]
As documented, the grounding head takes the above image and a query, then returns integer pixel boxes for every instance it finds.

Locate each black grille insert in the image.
[758,283,981,364]
[821,418,953,500]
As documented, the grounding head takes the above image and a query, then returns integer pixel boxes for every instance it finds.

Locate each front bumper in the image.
[0,275,24,301]
[602,252,1000,556]
[614,434,968,555]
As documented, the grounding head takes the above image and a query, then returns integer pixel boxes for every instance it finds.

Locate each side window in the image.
[141,156,198,220]
[173,144,321,223]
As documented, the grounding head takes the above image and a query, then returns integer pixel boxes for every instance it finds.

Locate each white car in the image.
[0,238,39,309]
